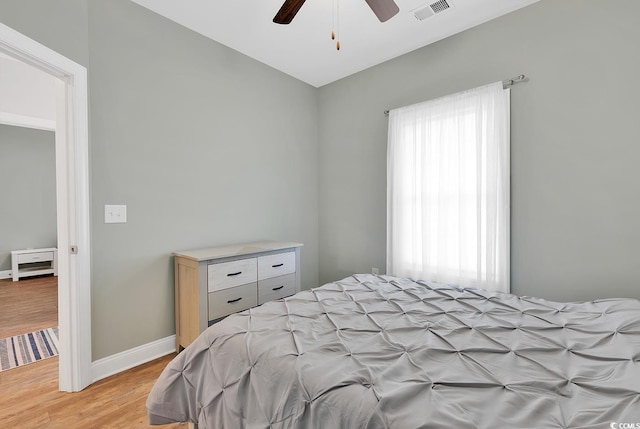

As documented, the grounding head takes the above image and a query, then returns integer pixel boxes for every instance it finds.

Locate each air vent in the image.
[412,0,452,21]
[430,0,450,13]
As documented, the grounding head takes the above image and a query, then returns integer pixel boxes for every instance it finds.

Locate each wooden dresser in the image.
[173,241,303,352]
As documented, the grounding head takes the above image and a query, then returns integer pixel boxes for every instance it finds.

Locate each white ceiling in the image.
[130,0,539,88]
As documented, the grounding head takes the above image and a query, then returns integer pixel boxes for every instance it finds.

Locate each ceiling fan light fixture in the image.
[273,0,400,24]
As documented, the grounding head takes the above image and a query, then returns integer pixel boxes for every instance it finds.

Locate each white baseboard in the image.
[0,270,12,280]
[91,335,176,383]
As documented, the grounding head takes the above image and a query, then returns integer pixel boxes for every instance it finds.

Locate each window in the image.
[387,82,510,293]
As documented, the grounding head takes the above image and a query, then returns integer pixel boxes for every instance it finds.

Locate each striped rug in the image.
[0,327,59,372]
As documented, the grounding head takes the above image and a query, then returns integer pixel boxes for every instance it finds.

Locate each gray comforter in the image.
[147,274,640,428]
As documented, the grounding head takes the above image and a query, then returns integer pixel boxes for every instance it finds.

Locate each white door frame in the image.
[0,23,92,392]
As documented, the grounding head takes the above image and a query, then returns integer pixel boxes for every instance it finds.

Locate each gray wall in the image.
[318,0,640,302]
[0,0,89,67]
[87,0,319,358]
[1,0,319,360]
[0,124,57,270]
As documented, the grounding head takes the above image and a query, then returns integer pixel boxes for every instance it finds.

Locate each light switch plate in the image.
[104,204,127,224]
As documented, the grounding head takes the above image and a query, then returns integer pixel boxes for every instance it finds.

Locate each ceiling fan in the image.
[273,0,400,25]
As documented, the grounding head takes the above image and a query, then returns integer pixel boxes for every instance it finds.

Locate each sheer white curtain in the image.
[387,82,510,293]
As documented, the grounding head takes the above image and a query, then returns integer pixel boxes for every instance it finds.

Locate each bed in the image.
[147,274,640,428]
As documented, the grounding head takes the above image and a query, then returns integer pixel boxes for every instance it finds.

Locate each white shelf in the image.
[11,247,58,282]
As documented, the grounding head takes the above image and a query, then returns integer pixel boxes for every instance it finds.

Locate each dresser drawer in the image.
[17,251,55,264]
[258,273,296,305]
[258,251,295,280]
[208,258,257,292]
[208,282,257,320]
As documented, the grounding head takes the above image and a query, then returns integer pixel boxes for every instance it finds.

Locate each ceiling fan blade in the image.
[365,0,400,22]
[273,0,307,24]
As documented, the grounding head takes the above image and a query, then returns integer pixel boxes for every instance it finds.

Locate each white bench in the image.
[11,248,58,282]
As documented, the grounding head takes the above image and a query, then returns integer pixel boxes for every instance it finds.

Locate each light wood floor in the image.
[0,275,58,338]
[0,353,187,428]
[0,276,187,428]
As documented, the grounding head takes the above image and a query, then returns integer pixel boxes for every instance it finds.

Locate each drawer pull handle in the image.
[272,285,284,291]
[272,263,284,268]
[227,297,242,304]
[227,271,242,277]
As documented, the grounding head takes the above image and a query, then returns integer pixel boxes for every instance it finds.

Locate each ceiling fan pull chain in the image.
[331,0,338,40]
[336,0,341,50]
[331,0,335,40]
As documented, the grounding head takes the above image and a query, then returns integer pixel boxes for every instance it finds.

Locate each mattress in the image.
[147,274,640,428]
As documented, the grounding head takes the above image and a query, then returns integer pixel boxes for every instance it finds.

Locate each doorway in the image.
[0,23,92,392]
